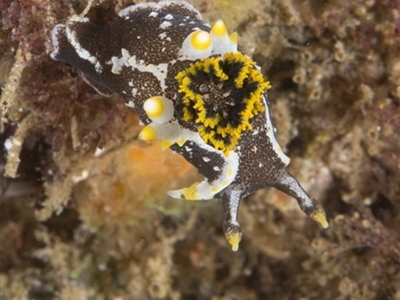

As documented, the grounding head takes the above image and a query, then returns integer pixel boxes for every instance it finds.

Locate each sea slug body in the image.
[50,0,328,251]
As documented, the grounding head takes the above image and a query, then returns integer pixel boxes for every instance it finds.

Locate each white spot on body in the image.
[164,14,174,20]
[202,157,211,162]
[160,21,172,29]
[107,48,169,91]
[159,32,167,39]
[149,12,158,17]
[128,54,169,90]
[95,61,103,73]
[126,100,135,109]
[213,166,220,172]
[108,48,131,74]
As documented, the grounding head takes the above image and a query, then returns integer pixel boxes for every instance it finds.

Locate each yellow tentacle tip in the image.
[311,210,329,229]
[229,32,239,45]
[211,19,228,37]
[138,125,157,141]
[160,140,173,150]
[176,138,187,147]
[226,231,242,252]
[191,30,212,51]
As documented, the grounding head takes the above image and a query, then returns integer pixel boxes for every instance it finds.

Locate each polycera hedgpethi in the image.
[50,0,328,251]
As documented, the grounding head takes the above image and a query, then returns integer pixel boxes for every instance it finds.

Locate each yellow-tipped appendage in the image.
[181,30,213,60]
[226,231,242,252]
[181,19,239,60]
[138,125,157,141]
[210,19,237,55]
[143,96,174,124]
[191,30,212,51]
[229,32,238,45]
[211,19,228,37]
[143,97,164,119]
[179,182,200,200]
[311,210,329,229]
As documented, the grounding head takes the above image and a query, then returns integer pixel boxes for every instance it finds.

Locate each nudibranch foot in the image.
[167,151,239,200]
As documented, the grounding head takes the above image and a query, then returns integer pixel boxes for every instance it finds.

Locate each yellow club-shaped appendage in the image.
[211,19,228,37]
[181,30,213,60]
[229,32,238,46]
[143,96,174,124]
[311,209,329,229]
[138,124,157,141]
[210,19,237,55]
[226,228,242,252]
[191,30,212,50]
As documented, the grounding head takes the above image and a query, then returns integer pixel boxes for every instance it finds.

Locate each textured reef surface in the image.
[1,0,400,299]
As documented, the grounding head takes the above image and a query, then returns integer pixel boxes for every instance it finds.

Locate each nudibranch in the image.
[50,1,328,251]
